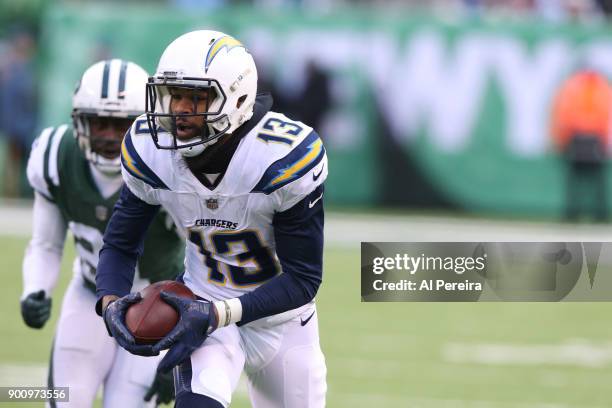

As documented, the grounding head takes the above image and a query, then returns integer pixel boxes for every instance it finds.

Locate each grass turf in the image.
[1,236,612,407]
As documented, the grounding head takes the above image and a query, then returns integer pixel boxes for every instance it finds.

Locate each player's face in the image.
[88,116,133,159]
[168,87,213,140]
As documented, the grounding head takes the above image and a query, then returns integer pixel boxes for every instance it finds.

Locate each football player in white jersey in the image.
[95,30,328,407]
[21,59,183,407]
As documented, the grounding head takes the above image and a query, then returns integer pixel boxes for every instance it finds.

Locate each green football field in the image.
[2,233,612,407]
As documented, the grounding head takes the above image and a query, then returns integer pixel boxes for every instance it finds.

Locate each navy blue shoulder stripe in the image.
[121,132,169,190]
[251,131,325,195]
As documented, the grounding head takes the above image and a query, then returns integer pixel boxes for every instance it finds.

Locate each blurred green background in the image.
[6,1,612,217]
[32,3,612,216]
[3,1,612,407]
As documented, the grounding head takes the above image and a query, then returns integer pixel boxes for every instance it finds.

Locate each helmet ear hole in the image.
[237,95,247,109]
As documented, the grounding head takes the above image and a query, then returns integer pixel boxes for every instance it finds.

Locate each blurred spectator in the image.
[0,27,38,198]
[92,37,113,63]
[263,60,331,133]
[535,0,569,21]
[256,61,293,115]
[170,0,226,9]
[257,58,331,133]
[171,0,612,20]
[550,70,612,221]
[457,0,600,20]
[595,0,612,16]
[563,0,600,20]
[293,61,332,132]
[254,0,301,7]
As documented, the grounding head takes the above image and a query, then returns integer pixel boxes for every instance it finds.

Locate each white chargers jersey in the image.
[120,111,328,301]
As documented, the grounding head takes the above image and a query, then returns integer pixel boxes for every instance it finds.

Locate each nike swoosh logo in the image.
[313,164,325,181]
[308,193,323,208]
[300,311,316,326]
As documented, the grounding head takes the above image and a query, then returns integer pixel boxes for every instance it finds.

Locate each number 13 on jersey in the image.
[257,118,306,146]
[188,229,279,287]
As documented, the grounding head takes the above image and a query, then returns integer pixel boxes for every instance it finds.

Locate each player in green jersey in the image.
[21,60,183,407]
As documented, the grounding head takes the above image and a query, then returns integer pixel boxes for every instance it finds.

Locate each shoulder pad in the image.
[121,116,169,190]
[251,112,312,147]
[26,124,70,200]
[251,126,326,195]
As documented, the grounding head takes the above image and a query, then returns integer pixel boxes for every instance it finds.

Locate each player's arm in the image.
[21,126,68,329]
[216,133,327,326]
[95,184,163,356]
[97,122,172,356]
[21,192,67,329]
[95,184,161,314]
[228,183,324,325]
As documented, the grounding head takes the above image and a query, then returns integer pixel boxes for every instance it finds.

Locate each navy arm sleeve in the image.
[95,184,160,315]
[238,184,324,325]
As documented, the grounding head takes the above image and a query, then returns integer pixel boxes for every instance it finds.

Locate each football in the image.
[125,280,196,345]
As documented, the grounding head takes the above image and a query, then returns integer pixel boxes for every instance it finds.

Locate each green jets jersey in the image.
[27,124,184,291]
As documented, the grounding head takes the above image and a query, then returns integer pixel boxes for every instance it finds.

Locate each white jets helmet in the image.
[146,30,258,157]
[72,59,148,173]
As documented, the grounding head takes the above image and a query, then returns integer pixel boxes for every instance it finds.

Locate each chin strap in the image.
[177,142,207,157]
[177,133,222,158]
[92,155,122,175]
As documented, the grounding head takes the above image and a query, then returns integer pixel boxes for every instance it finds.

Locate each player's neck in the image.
[185,93,274,188]
[185,132,239,174]
[89,162,122,199]
[183,132,239,189]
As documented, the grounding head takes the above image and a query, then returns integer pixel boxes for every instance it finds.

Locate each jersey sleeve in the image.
[22,192,67,298]
[26,125,69,201]
[95,185,161,315]
[277,151,327,211]
[238,129,327,324]
[238,184,325,324]
[120,120,166,205]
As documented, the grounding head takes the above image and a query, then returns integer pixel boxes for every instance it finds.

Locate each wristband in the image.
[213,298,243,327]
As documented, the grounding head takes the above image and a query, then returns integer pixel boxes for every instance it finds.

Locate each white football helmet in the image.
[72,59,148,173]
[146,30,258,157]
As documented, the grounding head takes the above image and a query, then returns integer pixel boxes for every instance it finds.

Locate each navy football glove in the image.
[21,290,51,329]
[144,367,175,406]
[153,291,218,373]
[103,293,158,356]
